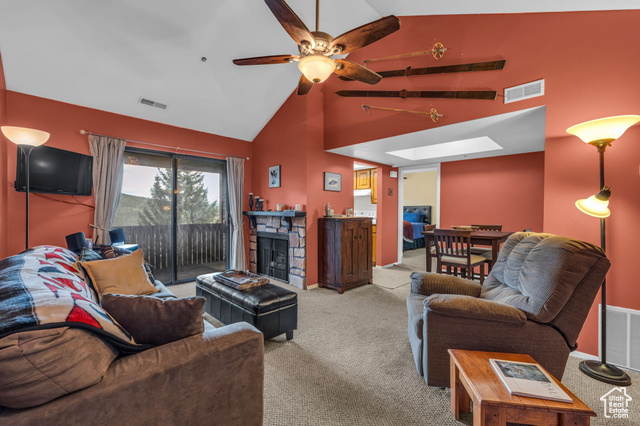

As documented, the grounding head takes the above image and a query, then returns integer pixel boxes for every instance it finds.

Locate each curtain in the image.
[89,135,126,244]
[226,156,246,270]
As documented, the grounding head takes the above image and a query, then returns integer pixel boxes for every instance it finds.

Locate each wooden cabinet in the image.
[372,224,377,266]
[370,168,377,204]
[318,217,373,294]
[355,169,371,189]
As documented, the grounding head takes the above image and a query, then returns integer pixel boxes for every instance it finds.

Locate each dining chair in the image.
[433,229,485,284]
[423,224,437,271]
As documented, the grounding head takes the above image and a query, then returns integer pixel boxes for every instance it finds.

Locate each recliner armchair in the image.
[407,232,610,387]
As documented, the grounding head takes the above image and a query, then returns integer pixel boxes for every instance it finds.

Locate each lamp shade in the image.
[566,115,640,144]
[298,55,336,84]
[109,228,126,244]
[65,232,87,254]
[1,126,50,146]
[576,194,611,218]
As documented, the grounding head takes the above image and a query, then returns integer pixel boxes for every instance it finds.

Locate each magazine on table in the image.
[489,359,573,403]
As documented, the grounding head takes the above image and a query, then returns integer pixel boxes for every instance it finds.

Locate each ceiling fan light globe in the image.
[298,55,335,84]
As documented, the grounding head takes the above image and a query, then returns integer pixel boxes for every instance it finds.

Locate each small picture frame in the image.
[269,165,281,188]
[324,172,342,192]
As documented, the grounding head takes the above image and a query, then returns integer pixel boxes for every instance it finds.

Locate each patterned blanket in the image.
[0,246,149,352]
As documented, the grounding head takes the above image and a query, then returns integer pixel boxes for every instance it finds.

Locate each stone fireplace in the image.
[248,214,307,289]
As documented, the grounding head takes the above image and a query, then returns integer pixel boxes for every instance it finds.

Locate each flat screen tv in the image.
[15,146,93,196]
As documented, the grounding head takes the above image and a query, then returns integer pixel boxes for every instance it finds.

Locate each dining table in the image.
[422,230,515,273]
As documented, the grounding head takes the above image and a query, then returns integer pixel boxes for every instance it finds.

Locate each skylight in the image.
[386,136,503,161]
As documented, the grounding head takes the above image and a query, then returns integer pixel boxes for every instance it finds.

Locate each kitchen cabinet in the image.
[370,168,377,204]
[355,169,371,189]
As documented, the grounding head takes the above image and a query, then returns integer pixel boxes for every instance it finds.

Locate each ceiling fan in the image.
[232,0,400,95]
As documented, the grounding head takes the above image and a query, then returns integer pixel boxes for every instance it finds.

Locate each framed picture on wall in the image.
[324,172,341,192]
[269,165,281,188]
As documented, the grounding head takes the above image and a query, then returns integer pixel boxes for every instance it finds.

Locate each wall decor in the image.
[324,172,342,192]
[269,165,281,188]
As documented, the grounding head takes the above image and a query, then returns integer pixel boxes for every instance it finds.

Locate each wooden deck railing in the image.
[119,223,227,271]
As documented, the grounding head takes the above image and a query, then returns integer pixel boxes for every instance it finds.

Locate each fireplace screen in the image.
[257,232,289,282]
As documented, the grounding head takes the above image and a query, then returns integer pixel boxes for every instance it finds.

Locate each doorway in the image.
[398,165,440,265]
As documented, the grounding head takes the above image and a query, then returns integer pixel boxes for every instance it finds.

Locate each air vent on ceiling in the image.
[138,97,168,110]
[504,79,544,104]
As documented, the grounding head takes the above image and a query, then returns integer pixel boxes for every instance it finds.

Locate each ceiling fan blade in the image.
[233,54,298,66]
[264,0,314,47]
[333,59,381,85]
[329,16,400,55]
[335,89,498,100]
[297,75,313,96]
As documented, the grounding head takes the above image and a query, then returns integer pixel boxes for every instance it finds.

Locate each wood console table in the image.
[449,349,595,426]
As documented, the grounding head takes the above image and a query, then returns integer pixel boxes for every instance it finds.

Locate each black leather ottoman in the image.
[196,273,298,340]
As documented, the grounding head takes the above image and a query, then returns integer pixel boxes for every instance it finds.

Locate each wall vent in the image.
[504,79,544,104]
[601,305,640,372]
[138,97,168,110]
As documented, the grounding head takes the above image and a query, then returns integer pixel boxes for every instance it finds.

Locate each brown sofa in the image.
[407,232,610,387]
[0,246,264,425]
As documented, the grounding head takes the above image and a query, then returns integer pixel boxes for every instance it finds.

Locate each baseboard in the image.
[379,263,400,268]
[570,351,599,361]
[570,351,639,373]
[306,283,319,290]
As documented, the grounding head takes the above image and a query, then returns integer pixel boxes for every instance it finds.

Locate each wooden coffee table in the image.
[448,350,596,426]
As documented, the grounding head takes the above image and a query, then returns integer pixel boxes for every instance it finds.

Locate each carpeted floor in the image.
[172,250,639,425]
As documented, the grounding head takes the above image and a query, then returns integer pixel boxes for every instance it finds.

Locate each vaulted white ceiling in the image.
[0,1,635,145]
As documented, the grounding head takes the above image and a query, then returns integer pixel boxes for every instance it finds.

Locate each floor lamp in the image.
[1,126,50,250]
[567,114,640,386]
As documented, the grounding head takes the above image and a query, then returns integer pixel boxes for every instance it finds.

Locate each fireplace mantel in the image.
[243,210,306,230]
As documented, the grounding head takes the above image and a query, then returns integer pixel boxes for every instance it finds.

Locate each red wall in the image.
[321,10,640,356]
[544,126,640,355]
[1,91,251,257]
[251,88,357,286]
[440,152,544,231]
[0,52,7,258]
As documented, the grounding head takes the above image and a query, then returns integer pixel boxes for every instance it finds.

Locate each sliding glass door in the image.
[112,149,228,284]
[175,157,227,281]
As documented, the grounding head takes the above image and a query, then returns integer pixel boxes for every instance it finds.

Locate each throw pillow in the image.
[95,244,156,284]
[96,244,132,259]
[79,248,103,261]
[0,327,118,409]
[100,294,206,346]
[78,249,157,298]
[403,212,423,223]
